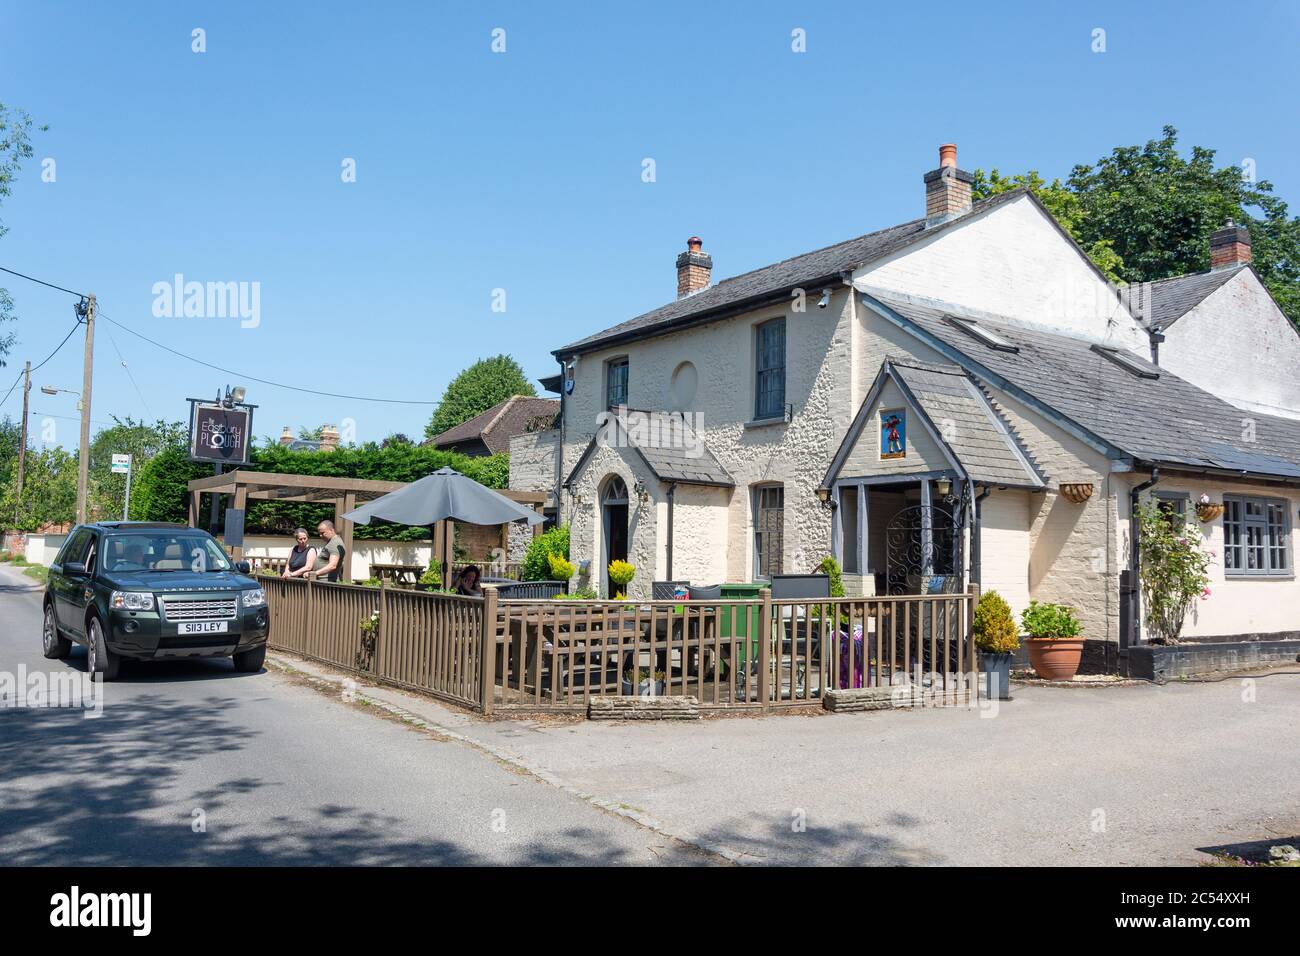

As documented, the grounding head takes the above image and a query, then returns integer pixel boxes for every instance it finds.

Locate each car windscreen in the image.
[103,533,233,573]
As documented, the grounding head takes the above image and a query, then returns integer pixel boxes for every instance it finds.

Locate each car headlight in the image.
[111,590,155,611]
[242,588,267,608]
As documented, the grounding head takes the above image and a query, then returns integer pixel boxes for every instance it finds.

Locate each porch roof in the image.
[861,289,1300,483]
[564,409,734,489]
[823,358,1045,491]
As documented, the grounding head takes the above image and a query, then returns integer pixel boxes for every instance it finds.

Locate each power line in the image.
[97,309,441,406]
[0,318,84,408]
[0,265,86,298]
[1,264,444,407]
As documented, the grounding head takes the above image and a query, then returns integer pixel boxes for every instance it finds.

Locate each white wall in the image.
[1157,270,1300,421]
[856,194,1148,352]
[979,490,1032,621]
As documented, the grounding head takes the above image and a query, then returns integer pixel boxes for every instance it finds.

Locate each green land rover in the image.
[42,522,270,680]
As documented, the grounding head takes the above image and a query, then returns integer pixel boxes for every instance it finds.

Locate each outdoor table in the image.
[369,563,423,586]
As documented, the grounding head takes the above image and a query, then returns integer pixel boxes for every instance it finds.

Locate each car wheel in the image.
[86,616,122,681]
[232,644,266,673]
[41,604,72,659]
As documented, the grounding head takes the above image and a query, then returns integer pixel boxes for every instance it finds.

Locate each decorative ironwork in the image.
[884,497,966,596]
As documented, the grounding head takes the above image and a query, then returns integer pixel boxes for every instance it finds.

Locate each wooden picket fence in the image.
[265,579,978,716]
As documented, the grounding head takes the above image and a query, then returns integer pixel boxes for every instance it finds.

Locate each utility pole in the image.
[75,295,95,525]
[15,360,30,523]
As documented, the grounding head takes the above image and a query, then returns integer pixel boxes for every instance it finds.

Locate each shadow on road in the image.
[693,811,945,866]
[0,688,687,866]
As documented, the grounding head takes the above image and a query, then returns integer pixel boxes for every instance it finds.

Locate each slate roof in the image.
[564,409,734,488]
[1142,265,1246,330]
[554,190,1029,357]
[888,359,1045,488]
[426,396,560,454]
[862,289,1300,481]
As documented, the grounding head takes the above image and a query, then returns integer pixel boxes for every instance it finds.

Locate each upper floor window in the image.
[1224,495,1291,576]
[754,318,786,421]
[606,357,629,410]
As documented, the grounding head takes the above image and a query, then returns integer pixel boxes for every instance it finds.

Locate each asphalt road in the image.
[0,565,708,866]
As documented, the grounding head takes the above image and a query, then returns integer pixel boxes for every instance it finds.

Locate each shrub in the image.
[521,525,569,581]
[1136,502,1214,644]
[973,590,1020,653]
[607,559,635,598]
[1021,601,1082,640]
[547,552,576,582]
[0,551,11,562]
[818,555,845,598]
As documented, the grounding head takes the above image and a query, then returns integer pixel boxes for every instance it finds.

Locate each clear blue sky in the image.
[2,0,1297,448]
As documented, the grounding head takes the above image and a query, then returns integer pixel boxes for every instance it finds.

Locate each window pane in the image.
[754,485,784,577]
[1224,499,1242,571]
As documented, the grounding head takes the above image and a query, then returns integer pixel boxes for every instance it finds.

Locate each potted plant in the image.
[547,552,577,585]
[1021,601,1084,680]
[621,667,665,697]
[973,590,1019,699]
[608,559,636,599]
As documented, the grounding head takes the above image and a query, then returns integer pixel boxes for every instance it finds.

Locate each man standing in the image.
[310,520,346,582]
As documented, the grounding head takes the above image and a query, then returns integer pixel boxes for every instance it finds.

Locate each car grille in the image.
[160,597,238,621]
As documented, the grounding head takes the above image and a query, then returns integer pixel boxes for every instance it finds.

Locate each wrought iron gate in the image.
[884,501,966,596]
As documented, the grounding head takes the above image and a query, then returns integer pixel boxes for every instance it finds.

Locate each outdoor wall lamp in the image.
[935,477,952,496]
[633,480,649,503]
[815,487,832,505]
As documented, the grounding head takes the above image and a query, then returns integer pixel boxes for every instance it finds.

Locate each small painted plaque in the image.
[880,410,906,460]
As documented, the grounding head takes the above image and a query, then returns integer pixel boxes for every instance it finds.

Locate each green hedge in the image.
[133,441,509,540]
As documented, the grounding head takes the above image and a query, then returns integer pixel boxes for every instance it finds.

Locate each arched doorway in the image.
[601,476,629,597]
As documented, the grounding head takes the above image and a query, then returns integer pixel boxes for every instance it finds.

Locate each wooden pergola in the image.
[186,469,545,582]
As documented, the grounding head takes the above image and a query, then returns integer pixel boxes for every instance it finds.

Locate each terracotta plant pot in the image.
[1025,637,1084,681]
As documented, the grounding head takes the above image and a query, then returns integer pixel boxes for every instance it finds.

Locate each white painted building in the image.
[513,145,1300,660]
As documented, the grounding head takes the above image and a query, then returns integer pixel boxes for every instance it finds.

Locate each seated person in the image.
[113,540,151,571]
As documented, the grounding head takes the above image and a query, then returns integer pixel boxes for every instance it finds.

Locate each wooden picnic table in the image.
[368,563,424,586]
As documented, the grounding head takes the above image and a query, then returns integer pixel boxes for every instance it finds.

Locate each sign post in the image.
[111,453,133,521]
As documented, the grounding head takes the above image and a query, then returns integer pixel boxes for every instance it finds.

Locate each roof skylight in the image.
[944,315,1019,352]
[1090,344,1160,379]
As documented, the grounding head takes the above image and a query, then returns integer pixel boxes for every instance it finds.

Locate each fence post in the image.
[479,584,498,716]
[376,576,388,676]
[968,583,980,703]
[758,587,772,712]
[303,576,313,653]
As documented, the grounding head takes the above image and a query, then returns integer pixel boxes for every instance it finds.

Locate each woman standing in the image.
[283,528,317,579]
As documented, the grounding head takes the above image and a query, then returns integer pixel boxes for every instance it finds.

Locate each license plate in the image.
[178,621,229,635]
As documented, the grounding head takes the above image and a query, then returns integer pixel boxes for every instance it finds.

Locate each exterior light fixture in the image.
[815,487,832,504]
[935,477,952,496]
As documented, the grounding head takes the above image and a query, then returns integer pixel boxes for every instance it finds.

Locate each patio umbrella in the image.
[344,467,544,528]
[342,467,543,588]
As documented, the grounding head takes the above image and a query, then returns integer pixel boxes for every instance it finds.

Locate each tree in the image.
[973,126,1300,326]
[87,418,187,521]
[0,442,78,531]
[0,103,41,368]
[425,354,535,439]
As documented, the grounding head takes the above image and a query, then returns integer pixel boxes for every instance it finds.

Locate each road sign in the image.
[111,454,132,474]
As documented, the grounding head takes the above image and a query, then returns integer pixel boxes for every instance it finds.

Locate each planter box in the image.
[1124,639,1300,681]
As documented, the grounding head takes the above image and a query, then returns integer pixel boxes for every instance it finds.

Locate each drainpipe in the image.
[1125,467,1160,649]
[970,484,992,586]
[665,481,677,580]
[555,357,567,526]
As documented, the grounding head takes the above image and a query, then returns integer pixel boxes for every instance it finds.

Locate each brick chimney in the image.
[924,143,973,227]
[319,424,340,452]
[1210,221,1251,270]
[279,426,294,447]
[675,236,712,298]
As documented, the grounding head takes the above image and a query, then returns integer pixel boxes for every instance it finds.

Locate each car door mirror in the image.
[63,561,88,576]
[235,560,252,575]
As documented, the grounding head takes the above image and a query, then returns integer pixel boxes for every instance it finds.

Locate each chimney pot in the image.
[1210,220,1251,270]
[939,143,957,168]
[675,236,712,298]
[279,425,294,447]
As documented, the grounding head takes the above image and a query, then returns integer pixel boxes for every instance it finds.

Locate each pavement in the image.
[3,561,1297,866]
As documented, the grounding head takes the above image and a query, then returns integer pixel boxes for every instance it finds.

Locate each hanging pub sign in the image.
[189,400,253,466]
